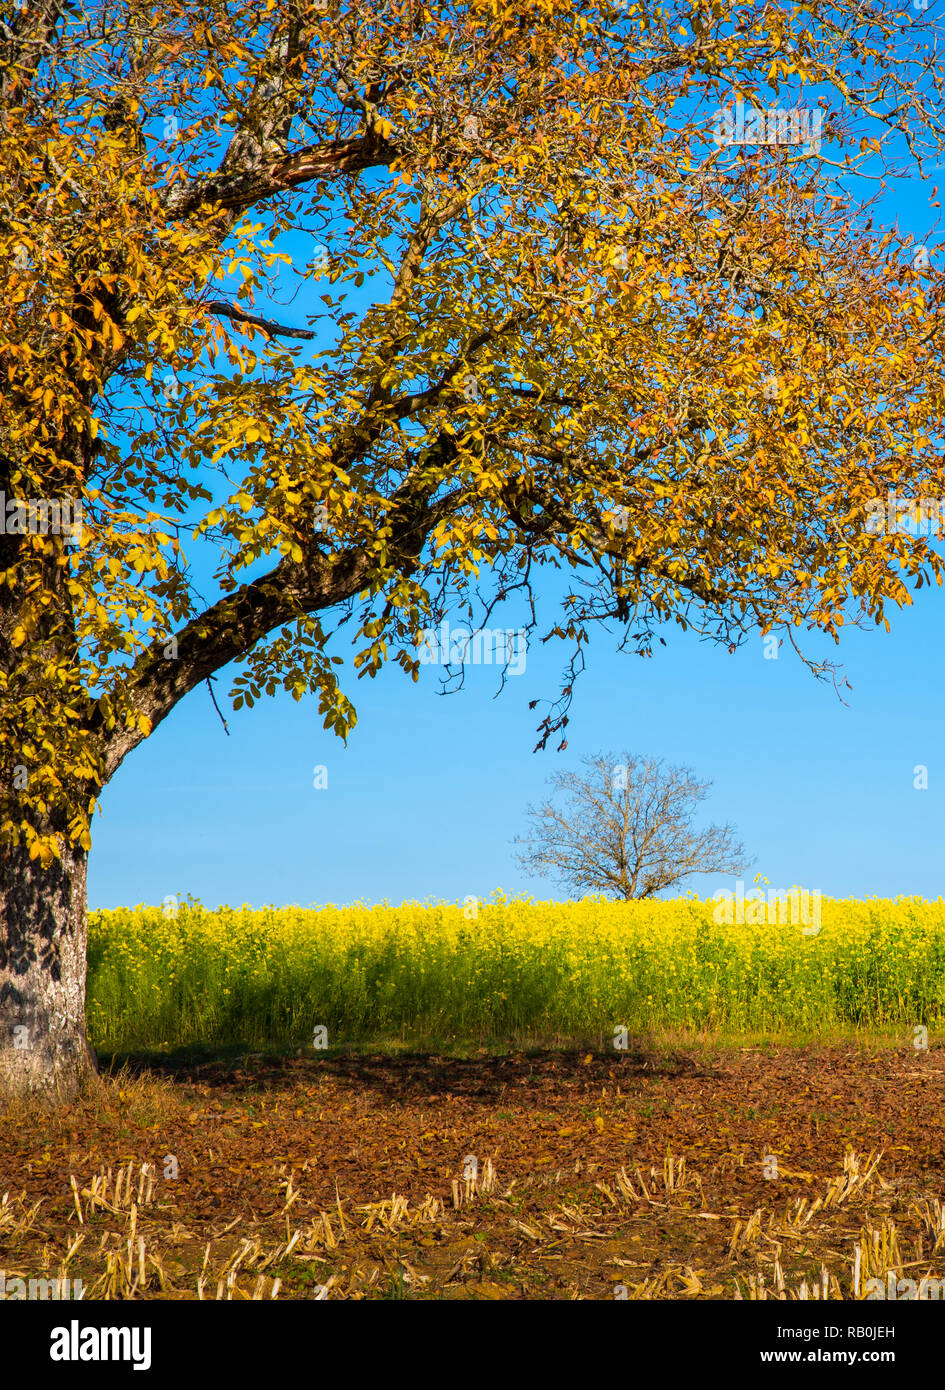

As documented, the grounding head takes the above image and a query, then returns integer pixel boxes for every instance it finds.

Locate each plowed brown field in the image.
[2,1046,943,1299]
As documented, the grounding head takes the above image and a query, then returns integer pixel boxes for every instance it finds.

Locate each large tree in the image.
[2,0,944,1100]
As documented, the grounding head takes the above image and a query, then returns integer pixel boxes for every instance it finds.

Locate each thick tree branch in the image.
[218,7,309,179]
[95,546,372,783]
[94,449,462,782]
[0,0,64,105]
[162,133,398,221]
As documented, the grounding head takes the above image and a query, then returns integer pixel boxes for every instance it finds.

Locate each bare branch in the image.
[202,299,316,339]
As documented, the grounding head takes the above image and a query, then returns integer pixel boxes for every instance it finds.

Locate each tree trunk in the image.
[0,837,98,1102]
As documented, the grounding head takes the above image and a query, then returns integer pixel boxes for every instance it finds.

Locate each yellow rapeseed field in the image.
[86,893,945,1052]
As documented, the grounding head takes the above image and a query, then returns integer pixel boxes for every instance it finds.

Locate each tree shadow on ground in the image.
[96,1045,720,1106]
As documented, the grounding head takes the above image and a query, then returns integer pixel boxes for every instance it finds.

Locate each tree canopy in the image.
[3,0,945,870]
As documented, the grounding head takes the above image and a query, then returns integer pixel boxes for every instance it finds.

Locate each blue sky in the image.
[87,20,945,910]
[89,556,945,911]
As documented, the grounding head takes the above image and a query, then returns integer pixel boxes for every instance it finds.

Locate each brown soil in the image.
[1,1045,943,1299]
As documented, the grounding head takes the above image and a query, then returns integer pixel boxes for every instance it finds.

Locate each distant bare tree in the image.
[515,752,749,900]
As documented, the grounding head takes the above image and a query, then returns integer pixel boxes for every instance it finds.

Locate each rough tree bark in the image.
[0,835,97,1103]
